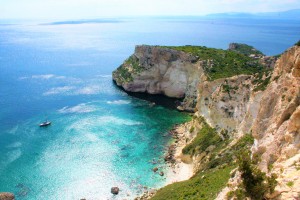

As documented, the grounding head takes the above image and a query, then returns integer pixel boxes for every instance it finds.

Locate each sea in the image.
[0,17,299,199]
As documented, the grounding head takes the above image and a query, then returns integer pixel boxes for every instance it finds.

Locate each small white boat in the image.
[39,120,51,127]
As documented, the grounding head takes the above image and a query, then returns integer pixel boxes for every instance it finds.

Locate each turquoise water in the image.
[0,17,299,199]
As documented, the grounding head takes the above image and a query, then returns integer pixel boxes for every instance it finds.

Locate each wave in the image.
[44,85,103,96]
[58,103,96,114]
[43,86,75,96]
[74,85,100,95]
[6,142,22,148]
[6,149,22,164]
[107,100,131,105]
[96,75,112,78]
[7,125,19,135]
[66,116,143,132]
[19,74,66,80]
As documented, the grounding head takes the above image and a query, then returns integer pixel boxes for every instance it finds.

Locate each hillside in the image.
[113,42,300,199]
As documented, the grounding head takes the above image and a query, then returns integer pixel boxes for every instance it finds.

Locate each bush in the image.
[237,150,277,199]
[182,123,221,155]
[295,40,300,46]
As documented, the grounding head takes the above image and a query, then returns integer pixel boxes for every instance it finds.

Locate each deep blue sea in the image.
[0,17,299,199]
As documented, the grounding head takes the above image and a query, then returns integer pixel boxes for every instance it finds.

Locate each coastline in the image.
[135,121,195,200]
[165,122,194,185]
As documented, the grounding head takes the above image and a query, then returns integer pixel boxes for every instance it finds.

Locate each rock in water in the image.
[159,171,164,176]
[0,192,15,200]
[111,187,119,195]
[153,167,158,172]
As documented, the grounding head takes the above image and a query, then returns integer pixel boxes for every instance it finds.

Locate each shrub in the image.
[295,40,300,46]
[287,181,294,187]
[182,123,221,155]
[237,150,277,199]
[189,126,195,133]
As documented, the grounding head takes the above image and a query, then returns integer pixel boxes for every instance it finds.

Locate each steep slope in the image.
[251,45,300,199]
[113,43,300,199]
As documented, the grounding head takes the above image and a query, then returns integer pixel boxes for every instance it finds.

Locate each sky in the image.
[0,0,300,20]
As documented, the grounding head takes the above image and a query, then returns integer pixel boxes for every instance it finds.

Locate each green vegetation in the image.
[253,76,271,92]
[151,118,255,200]
[163,45,264,81]
[287,181,294,188]
[114,65,133,83]
[229,43,264,56]
[287,181,294,187]
[151,166,234,200]
[222,84,239,99]
[252,69,272,92]
[295,40,300,46]
[236,150,278,199]
[189,126,195,133]
[182,123,221,155]
[113,55,144,83]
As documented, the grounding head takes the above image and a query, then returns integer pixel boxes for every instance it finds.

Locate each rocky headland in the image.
[113,42,300,199]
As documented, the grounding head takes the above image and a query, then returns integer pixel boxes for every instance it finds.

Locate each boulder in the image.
[0,192,15,200]
[111,187,119,195]
[153,167,158,172]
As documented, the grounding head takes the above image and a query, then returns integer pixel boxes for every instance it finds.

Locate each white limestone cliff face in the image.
[196,75,264,137]
[251,46,300,199]
[113,45,206,112]
[217,46,300,200]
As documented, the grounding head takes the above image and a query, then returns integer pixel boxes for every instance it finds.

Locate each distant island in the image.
[112,42,300,199]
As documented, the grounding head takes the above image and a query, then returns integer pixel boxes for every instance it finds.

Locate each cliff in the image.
[113,44,273,112]
[113,45,203,112]
[113,43,300,199]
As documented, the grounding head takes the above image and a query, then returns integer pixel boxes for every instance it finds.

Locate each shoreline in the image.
[135,121,195,200]
[164,123,194,185]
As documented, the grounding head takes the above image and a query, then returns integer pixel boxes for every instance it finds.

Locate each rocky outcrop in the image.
[250,45,300,199]
[113,45,204,112]
[0,193,15,200]
[196,75,263,136]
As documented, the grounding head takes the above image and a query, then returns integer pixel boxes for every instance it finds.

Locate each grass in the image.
[151,119,255,200]
[151,166,234,200]
[162,45,264,81]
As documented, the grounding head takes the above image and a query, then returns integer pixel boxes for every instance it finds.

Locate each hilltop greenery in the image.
[163,45,264,81]
[296,40,300,46]
[229,43,264,56]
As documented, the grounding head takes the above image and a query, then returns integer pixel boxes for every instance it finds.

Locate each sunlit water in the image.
[0,17,299,199]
